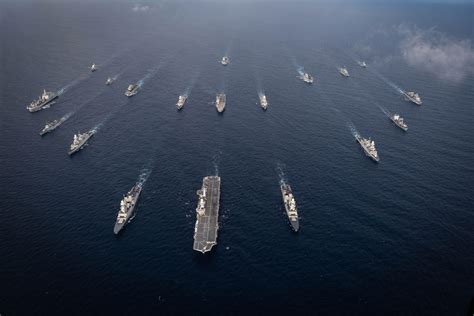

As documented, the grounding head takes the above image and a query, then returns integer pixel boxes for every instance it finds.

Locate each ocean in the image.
[1,0,473,314]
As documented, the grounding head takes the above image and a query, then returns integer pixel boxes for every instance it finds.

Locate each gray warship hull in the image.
[27,95,58,113]
[114,185,142,234]
[356,136,379,162]
[68,132,95,155]
[280,184,299,232]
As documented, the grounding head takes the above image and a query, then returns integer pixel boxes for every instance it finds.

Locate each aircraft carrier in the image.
[193,176,221,253]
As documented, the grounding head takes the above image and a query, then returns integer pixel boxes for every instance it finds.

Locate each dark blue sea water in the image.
[1,0,473,314]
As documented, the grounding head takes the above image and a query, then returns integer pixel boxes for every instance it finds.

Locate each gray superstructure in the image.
[215,94,226,113]
[403,91,422,105]
[300,72,314,84]
[193,176,221,253]
[390,114,408,131]
[259,93,268,110]
[125,84,139,97]
[176,95,187,110]
[114,184,142,234]
[356,135,379,162]
[40,115,68,136]
[280,183,299,232]
[339,67,350,77]
[27,90,58,113]
[221,56,229,66]
[68,130,95,155]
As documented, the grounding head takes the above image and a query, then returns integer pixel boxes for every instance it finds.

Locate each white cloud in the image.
[132,4,151,12]
[398,25,474,82]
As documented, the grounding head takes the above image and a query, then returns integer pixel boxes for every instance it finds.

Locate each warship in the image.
[113,183,142,234]
[27,90,58,112]
[280,183,299,232]
[339,67,350,77]
[193,176,221,253]
[221,56,229,66]
[390,114,408,131]
[403,91,422,105]
[68,130,95,155]
[215,93,226,113]
[40,116,68,136]
[259,94,268,110]
[125,84,139,97]
[301,72,314,84]
[90,63,97,72]
[356,135,379,162]
[176,95,187,110]
[357,61,367,68]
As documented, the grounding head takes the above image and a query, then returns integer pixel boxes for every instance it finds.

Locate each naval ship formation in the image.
[27,90,58,113]
[114,183,142,234]
[68,130,95,155]
[215,93,226,112]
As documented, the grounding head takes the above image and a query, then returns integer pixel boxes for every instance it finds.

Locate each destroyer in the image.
[403,91,422,105]
[390,114,408,132]
[40,116,68,136]
[90,63,97,72]
[221,56,229,66]
[301,72,314,84]
[176,95,187,110]
[357,61,367,68]
[339,67,350,77]
[27,90,58,112]
[68,130,95,155]
[280,183,299,232]
[125,84,139,97]
[215,93,226,113]
[193,176,221,253]
[259,93,268,110]
[113,183,142,234]
[356,135,379,162]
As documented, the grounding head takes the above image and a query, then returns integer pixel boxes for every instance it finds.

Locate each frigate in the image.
[176,95,187,110]
[390,114,408,131]
[27,90,58,112]
[215,94,226,113]
[356,135,379,162]
[280,183,299,232]
[403,91,422,105]
[125,84,139,97]
[113,184,142,234]
[339,67,350,77]
[68,130,95,155]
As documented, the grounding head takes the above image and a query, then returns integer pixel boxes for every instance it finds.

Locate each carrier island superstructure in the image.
[193,176,221,253]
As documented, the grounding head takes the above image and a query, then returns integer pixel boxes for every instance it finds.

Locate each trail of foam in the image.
[212,151,221,176]
[138,166,153,186]
[347,121,360,139]
[184,70,200,96]
[276,161,287,186]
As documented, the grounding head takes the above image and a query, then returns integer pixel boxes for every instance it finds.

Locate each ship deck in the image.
[193,176,221,253]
